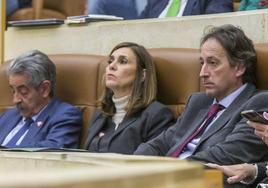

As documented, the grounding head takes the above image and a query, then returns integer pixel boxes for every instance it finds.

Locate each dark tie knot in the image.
[24,118,33,127]
[207,103,225,118]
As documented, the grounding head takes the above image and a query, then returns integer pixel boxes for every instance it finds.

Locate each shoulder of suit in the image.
[243,91,268,109]
[143,101,171,113]
[147,100,164,108]
[49,98,81,116]
[190,92,211,100]
[1,108,19,116]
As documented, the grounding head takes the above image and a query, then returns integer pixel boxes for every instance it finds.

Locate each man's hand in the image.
[205,163,256,184]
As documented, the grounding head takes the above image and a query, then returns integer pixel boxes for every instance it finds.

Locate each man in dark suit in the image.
[139,0,233,18]
[206,113,268,187]
[0,50,82,148]
[134,24,268,187]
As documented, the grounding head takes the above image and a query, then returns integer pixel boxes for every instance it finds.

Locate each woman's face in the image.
[106,47,137,98]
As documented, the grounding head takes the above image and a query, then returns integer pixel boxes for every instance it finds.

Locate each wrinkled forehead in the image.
[200,38,227,59]
[111,47,137,61]
[8,73,31,87]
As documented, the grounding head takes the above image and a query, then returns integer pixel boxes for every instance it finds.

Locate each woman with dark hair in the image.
[85,42,175,154]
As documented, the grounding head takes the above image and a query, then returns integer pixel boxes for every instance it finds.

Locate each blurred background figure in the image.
[87,0,148,20]
[6,0,19,17]
[239,0,268,11]
[7,0,85,21]
[6,0,31,17]
[139,0,233,19]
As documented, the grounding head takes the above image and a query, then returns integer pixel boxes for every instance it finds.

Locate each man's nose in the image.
[199,64,209,77]
[13,92,22,104]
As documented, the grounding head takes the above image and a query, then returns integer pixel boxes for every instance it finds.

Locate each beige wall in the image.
[5,9,268,60]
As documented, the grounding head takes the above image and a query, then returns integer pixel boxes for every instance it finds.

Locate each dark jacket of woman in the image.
[85,101,175,154]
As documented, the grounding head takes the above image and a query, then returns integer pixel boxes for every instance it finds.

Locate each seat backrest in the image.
[233,0,241,11]
[93,48,201,118]
[49,54,104,148]
[0,63,13,114]
[255,43,268,90]
[43,0,86,16]
[149,48,201,117]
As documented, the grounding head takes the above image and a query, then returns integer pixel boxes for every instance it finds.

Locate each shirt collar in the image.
[22,104,48,122]
[213,83,248,108]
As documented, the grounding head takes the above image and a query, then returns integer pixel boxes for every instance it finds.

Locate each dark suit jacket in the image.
[86,101,175,154]
[139,0,233,18]
[255,162,268,186]
[89,0,138,20]
[0,97,82,148]
[135,84,268,166]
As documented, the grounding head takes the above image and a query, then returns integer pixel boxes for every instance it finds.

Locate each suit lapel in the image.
[0,113,21,144]
[182,109,208,140]
[109,116,137,142]
[196,84,256,148]
[168,107,209,155]
[86,113,137,148]
[20,116,49,146]
[183,0,197,15]
[20,98,57,146]
[150,0,169,17]
[198,111,230,145]
[86,116,107,146]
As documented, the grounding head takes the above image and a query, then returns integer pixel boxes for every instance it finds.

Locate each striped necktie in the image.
[170,103,225,158]
[166,0,181,17]
[5,118,33,148]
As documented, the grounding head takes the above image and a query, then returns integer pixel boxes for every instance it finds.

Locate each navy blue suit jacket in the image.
[0,97,82,148]
[139,0,233,18]
[89,0,138,20]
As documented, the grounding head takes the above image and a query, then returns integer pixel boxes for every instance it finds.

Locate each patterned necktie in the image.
[5,118,33,148]
[166,0,181,17]
[170,103,225,158]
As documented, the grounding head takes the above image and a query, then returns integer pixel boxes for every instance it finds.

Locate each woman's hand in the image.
[205,163,256,184]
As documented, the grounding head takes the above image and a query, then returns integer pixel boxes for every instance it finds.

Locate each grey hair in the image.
[7,50,56,97]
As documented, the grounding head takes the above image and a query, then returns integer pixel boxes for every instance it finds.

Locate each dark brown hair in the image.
[100,42,157,117]
[201,24,257,85]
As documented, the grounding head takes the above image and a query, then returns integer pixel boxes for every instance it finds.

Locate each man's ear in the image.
[235,63,246,77]
[39,80,51,98]
[142,69,146,82]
